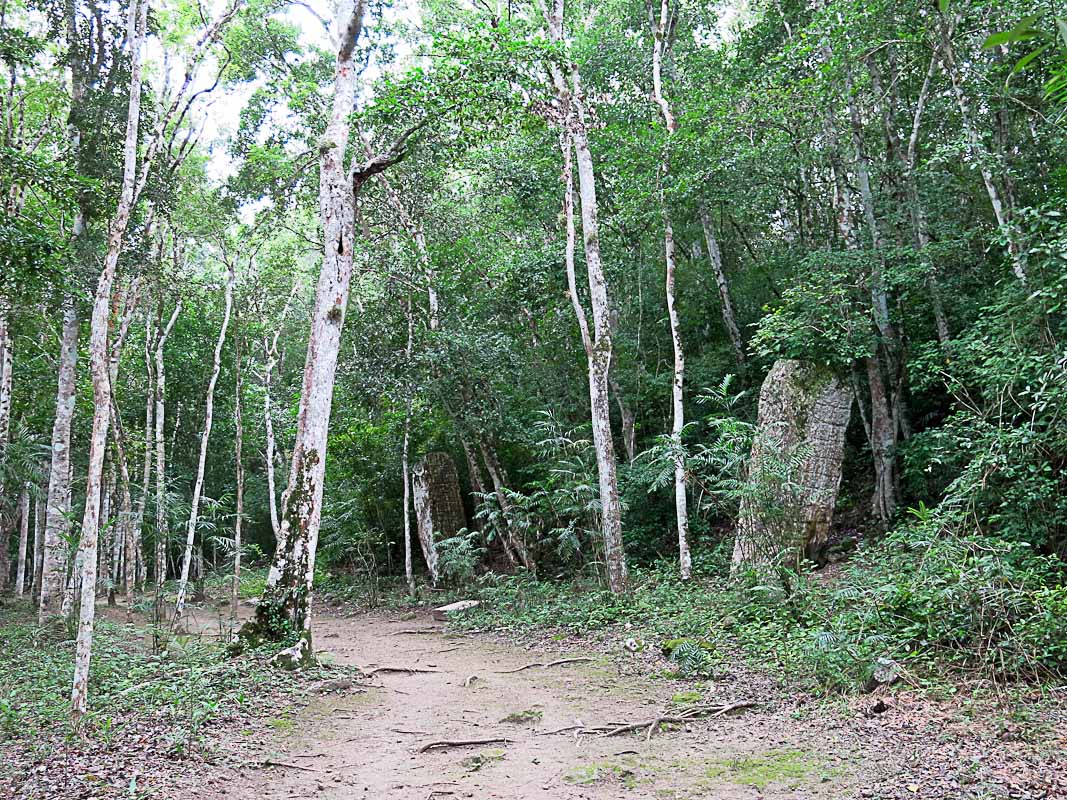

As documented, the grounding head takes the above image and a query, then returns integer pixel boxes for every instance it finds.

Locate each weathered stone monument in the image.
[412,451,467,584]
[732,360,852,572]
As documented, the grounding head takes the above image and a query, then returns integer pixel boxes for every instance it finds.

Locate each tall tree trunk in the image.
[107,410,135,612]
[154,302,181,586]
[245,0,373,666]
[843,72,901,524]
[232,323,244,620]
[867,48,951,350]
[132,316,154,590]
[173,262,235,628]
[479,440,535,574]
[0,300,13,584]
[699,206,745,364]
[262,286,297,543]
[542,0,628,592]
[650,0,691,579]
[0,299,12,449]
[401,302,415,595]
[71,0,149,729]
[15,483,29,595]
[938,13,1027,284]
[32,485,44,599]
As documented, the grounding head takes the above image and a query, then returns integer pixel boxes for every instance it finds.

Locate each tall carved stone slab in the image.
[732,359,852,571]
[412,451,467,584]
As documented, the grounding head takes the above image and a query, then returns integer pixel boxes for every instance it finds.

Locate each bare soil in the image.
[184,609,877,800]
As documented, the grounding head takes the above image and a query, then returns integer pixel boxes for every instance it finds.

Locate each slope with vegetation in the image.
[0,0,1066,796]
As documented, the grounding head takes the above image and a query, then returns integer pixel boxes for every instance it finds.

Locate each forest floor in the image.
[3,598,1065,799]
[183,606,1066,800]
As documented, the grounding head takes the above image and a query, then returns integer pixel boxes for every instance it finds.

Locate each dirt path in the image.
[187,610,870,800]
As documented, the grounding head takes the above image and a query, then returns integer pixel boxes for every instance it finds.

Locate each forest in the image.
[1,0,1066,797]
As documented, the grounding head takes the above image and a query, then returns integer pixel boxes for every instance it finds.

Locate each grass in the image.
[0,598,348,752]
[703,748,838,790]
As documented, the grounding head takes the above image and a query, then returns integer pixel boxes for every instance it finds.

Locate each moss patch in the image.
[500,707,543,724]
[461,748,506,772]
[704,748,838,789]
[563,757,651,790]
[670,690,704,706]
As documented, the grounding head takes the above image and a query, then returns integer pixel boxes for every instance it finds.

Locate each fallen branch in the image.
[365,666,441,676]
[495,657,594,674]
[418,737,511,753]
[536,724,584,736]
[262,760,321,772]
[390,629,442,636]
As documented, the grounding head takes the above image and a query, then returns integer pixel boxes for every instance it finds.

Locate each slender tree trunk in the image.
[232,324,244,620]
[245,0,372,666]
[107,412,135,612]
[15,483,29,595]
[133,316,154,590]
[173,262,235,628]
[649,0,690,579]
[0,301,13,585]
[480,440,535,574]
[401,302,415,595]
[0,300,12,449]
[261,286,297,543]
[542,0,627,592]
[867,49,951,350]
[32,485,44,599]
[154,302,180,586]
[699,206,745,364]
[99,463,114,599]
[938,14,1027,284]
[71,0,149,729]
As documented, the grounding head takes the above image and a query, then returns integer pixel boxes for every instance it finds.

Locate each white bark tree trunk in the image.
[15,483,29,595]
[542,0,627,592]
[262,285,297,543]
[132,315,154,590]
[699,206,745,364]
[939,13,1027,284]
[154,302,181,585]
[650,0,690,579]
[411,460,439,584]
[245,0,375,666]
[173,262,235,627]
[401,303,415,595]
[0,300,12,449]
[232,324,244,619]
[71,0,149,730]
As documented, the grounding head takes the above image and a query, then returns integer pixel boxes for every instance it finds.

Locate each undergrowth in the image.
[443,528,1067,694]
[0,601,341,755]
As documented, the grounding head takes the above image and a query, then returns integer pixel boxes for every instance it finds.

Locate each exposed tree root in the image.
[365,666,441,676]
[495,657,594,674]
[535,701,755,740]
[417,737,511,753]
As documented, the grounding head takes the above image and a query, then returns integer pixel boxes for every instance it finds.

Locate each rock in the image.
[732,359,852,572]
[431,600,481,621]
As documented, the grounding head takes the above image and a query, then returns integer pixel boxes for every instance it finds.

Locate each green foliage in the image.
[0,607,328,748]
[450,525,1067,692]
[437,529,487,586]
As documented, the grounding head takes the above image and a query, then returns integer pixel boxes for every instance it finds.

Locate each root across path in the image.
[184,610,881,800]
